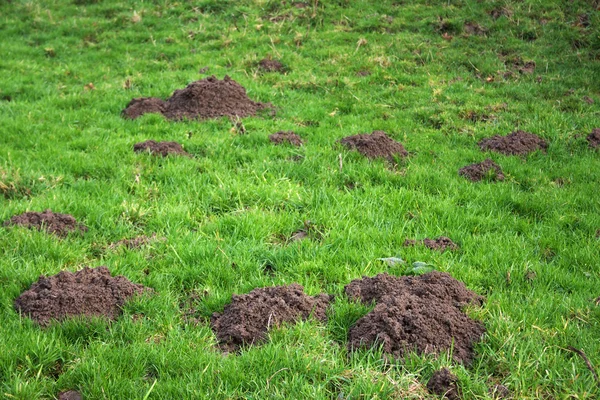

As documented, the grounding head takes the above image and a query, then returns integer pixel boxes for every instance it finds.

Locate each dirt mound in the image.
[14,266,149,326]
[4,210,87,237]
[58,391,82,400]
[133,140,189,157]
[587,128,600,148]
[269,131,303,147]
[121,97,166,119]
[259,58,285,72]
[340,131,408,161]
[479,130,547,156]
[345,272,485,364]
[210,284,331,352]
[403,237,458,252]
[427,368,460,399]
[459,159,504,182]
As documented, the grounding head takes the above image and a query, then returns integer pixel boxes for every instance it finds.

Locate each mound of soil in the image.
[123,76,269,121]
[345,272,485,364]
[403,237,458,252]
[133,140,189,157]
[459,159,505,182]
[269,131,303,147]
[15,266,149,326]
[479,130,547,156]
[427,368,460,400]
[340,131,408,162]
[259,58,285,72]
[587,128,600,148]
[4,210,87,237]
[58,391,82,400]
[210,284,331,352]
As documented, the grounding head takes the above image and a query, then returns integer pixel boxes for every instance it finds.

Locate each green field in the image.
[1,0,599,398]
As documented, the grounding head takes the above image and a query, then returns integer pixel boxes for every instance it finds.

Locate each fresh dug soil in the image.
[14,266,149,326]
[269,131,303,147]
[459,159,505,182]
[587,128,600,148]
[345,272,485,364]
[259,58,285,72]
[403,237,458,252]
[210,284,331,352]
[340,131,408,162]
[427,368,460,400]
[123,76,269,121]
[133,140,189,157]
[4,210,87,237]
[479,130,547,156]
[58,391,83,400]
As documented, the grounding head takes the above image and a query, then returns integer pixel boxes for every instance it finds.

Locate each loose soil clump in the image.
[340,131,408,162]
[4,210,87,237]
[587,128,600,148]
[133,140,189,157]
[259,58,285,72]
[210,284,331,352]
[403,237,458,252]
[479,130,547,156]
[58,391,83,400]
[427,368,460,400]
[123,76,269,121]
[459,159,505,182]
[269,131,303,147]
[15,266,149,326]
[345,272,485,364]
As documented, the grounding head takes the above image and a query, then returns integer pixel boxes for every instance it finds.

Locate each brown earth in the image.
[133,140,189,157]
[459,159,505,182]
[123,76,269,121]
[14,266,149,326]
[587,128,600,148]
[259,58,285,72]
[210,284,331,352]
[4,210,87,237]
[427,368,460,400]
[58,391,83,400]
[489,384,512,399]
[403,237,458,252]
[464,22,486,35]
[340,131,408,162]
[479,130,547,156]
[345,272,485,364]
[108,234,165,250]
[269,131,304,147]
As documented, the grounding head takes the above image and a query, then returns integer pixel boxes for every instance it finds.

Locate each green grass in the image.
[1,0,599,398]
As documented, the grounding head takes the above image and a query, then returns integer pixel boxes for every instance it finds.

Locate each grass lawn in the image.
[1,0,599,398]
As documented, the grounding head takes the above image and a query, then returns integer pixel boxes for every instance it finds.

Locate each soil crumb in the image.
[4,210,87,237]
[489,384,511,399]
[123,76,269,121]
[459,159,505,182]
[58,391,83,400]
[210,284,331,352]
[403,237,458,252]
[15,266,149,326]
[269,131,303,147]
[259,58,285,72]
[479,130,547,156]
[427,368,460,400]
[108,234,165,250]
[133,140,189,157]
[340,131,408,162]
[345,272,485,364]
[587,128,600,148]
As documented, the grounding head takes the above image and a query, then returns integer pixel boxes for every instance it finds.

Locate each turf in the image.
[1,0,599,398]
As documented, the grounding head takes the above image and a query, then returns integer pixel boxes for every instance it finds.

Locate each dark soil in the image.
[459,159,505,182]
[4,210,87,237]
[108,234,165,250]
[489,384,511,399]
[210,284,331,352]
[340,131,408,162]
[14,266,149,326]
[123,76,269,121]
[269,131,303,147]
[403,237,458,252]
[259,58,285,72]
[427,368,460,400]
[479,130,547,156]
[133,140,189,157]
[345,272,485,364]
[58,391,83,400]
[587,128,600,148]
[506,58,536,74]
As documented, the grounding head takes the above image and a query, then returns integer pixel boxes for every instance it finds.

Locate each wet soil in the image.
[58,391,83,400]
[479,130,547,156]
[15,266,149,326]
[259,58,285,72]
[123,76,269,121]
[427,368,460,400]
[210,284,331,352]
[133,140,189,157]
[587,128,600,148]
[459,159,505,182]
[345,272,485,364]
[403,237,458,252]
[340,131,408,162]
[269,131,303,147]
[4,210,87,237]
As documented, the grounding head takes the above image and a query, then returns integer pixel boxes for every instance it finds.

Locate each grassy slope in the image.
[0,0,599,398]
